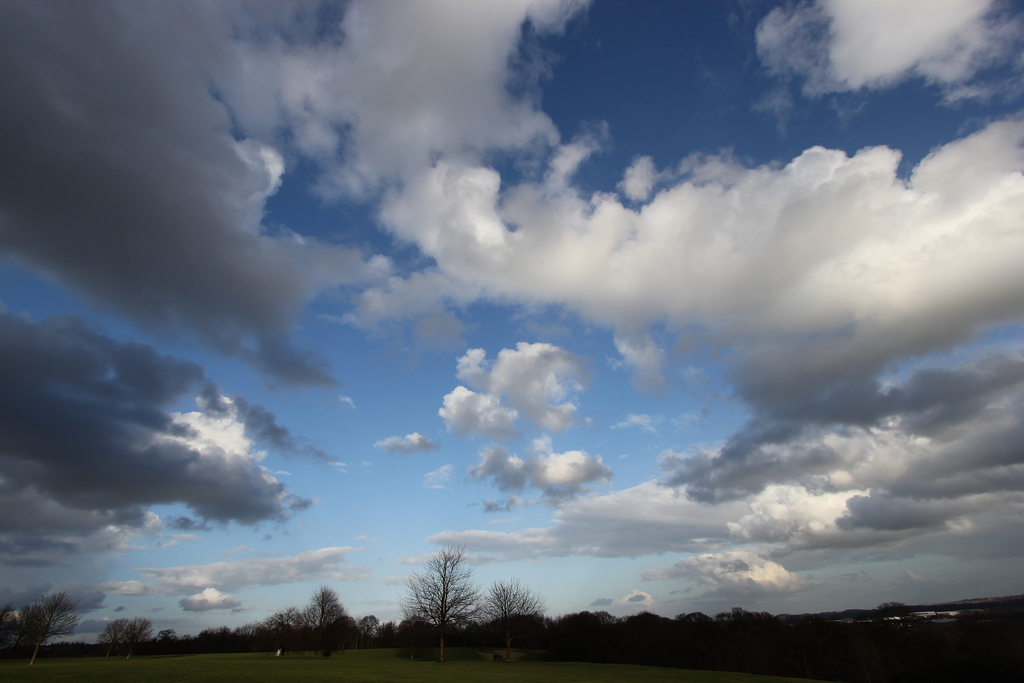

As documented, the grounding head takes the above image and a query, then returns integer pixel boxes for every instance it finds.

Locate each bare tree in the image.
[482,578,546,662]
[400,544,479,663]
[304,585,347,656]
[357,614,380,648]
[0,602,17,650]
[122,617,153,659]
[22,591,80,665]
[98,618,128,660]
[262,605,304,653]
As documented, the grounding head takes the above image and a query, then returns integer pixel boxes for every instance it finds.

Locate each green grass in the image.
[0,648,825,683]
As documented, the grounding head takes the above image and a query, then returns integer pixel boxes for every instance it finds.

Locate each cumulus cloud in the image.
[443,343,590,436]
[227,0,585,199]
[756,0,1023,98]
[179,587,242,612]
[640,347,1024,574]
[356,108,1024,409]
[439,387,520,439]
[726,485,857,546]
[642,550,820,601]
[105,547,365,596]
[663,350,1024,510]
[619,156,660,202]
[469,440,612,504]
[0,313,317,567]
[374,432,441,455]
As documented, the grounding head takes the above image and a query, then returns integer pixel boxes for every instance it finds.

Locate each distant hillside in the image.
[781,593,1024,622]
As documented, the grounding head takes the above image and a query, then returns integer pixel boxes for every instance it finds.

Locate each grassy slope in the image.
[0,648,826,683]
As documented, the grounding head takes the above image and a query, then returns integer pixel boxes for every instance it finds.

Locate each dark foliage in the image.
[545,607,1024,683]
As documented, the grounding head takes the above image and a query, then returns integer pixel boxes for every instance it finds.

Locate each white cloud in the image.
[179,587,242,612]
[358,118,1024,401]
[530,448,612,498]
[662,351,1024,544]
[469,441,611,504]
[439,386,519,439]
[440,342,589,438]
[546,126,608,193]
[168,399,267,465]
[613,413,663,434]
[225,0,587,199]
[756,0,1022,97]
[108,546,366,595]
[610,589,657,611]
[424,464,455,490]
[157,533,200,549]
[726,485,857,546]
[619,156,659,202]
[470,444,530,492]
[374,432,440,454]
[643,550,820,600]
[452,343,590,433]
[614,333,667,394]
[432,480,746,559]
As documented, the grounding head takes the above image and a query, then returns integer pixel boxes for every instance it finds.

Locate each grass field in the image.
[0,648,825,683]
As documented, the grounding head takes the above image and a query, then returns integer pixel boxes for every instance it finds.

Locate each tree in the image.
[261,606,303,653]
[874,601,912,622]
[400,544,479,663]
[481,578,546,662]
[378,620,397,648]
[303,585,347,656]
[0,602,17,650]
[22,591,80,665]
[122,617,153,659]
[396,617,431,659]
[357,615,380,648]
[98,618,128,660]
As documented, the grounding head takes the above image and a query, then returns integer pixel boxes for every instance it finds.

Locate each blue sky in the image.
[3,0,1024,639]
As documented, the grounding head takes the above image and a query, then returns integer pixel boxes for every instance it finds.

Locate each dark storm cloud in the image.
[664,351,1024,504]
[836,493,953,533]
[0,1,360,386]
[0,313,314,566]
[0,584,103,613]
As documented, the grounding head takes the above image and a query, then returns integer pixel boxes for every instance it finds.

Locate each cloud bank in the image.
[0,314,317,567]
[756,0,1023,99]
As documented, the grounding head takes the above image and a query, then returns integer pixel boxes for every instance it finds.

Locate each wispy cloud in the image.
[103,547,367,596]
[374,432,440,455]
[614,413,663,434]
[424,464,455,489]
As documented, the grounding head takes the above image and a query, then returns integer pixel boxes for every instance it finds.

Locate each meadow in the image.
[0,648,824,683]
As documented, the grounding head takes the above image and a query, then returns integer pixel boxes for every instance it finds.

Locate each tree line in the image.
[0,545,545,665]
[542,606,1024,683]
[3,546,1023,682]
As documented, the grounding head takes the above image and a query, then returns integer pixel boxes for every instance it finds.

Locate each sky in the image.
[2,0,1024,640]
